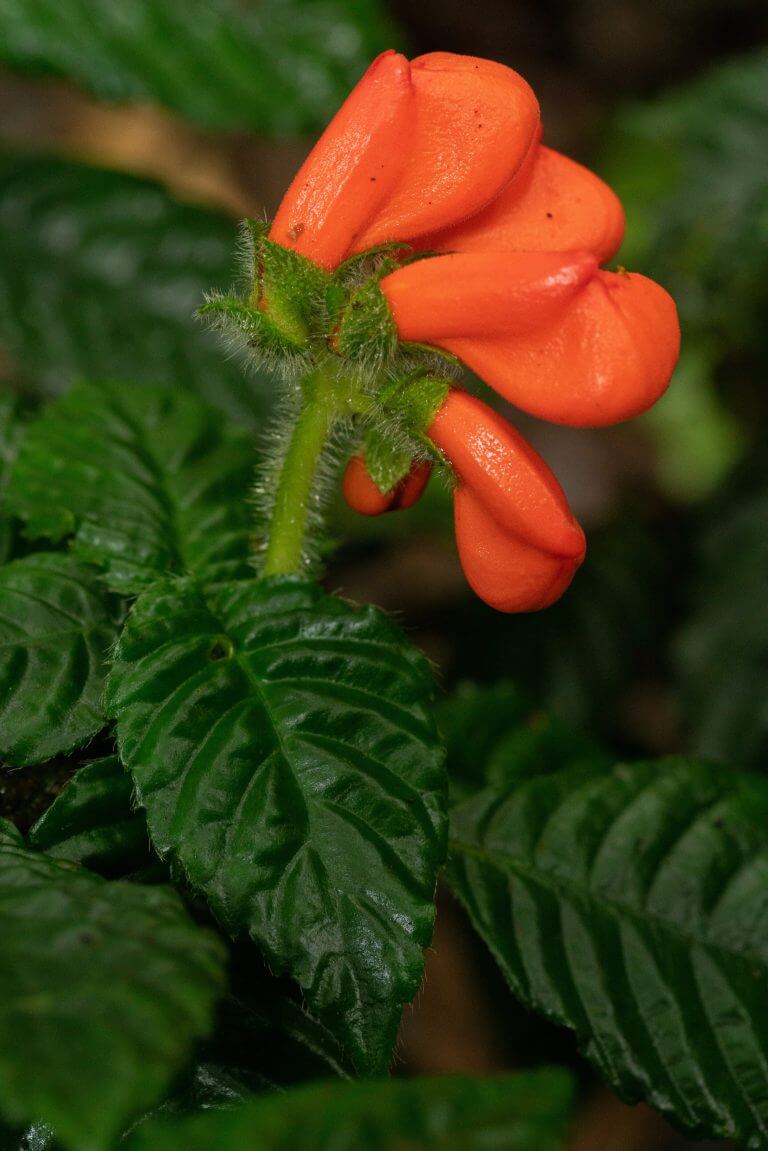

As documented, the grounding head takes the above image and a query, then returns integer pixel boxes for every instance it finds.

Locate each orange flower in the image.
[272,50,680,611]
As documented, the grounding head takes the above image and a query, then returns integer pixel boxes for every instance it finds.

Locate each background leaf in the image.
[107,576,446,1075]
[605,48,768,355]
[0,0,397,136]
[29,756,155,878]
[0,391,24,564]
[448,755,768,1147]
[6,381,255,594]
[675,452,768,770]
[0,154,268,424]
[0,554,122,767]
[124,1068,574,1151]
[0,820,226,1151]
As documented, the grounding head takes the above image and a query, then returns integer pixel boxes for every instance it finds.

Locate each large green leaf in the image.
[125,1068,573,1151]
[675,453,768,770]
[448,756,768,1147]
[0,554,122,766]
[0,154,268,423]
[6,381,255,594]
[29,756,155,877]
[0,820,226,1151]
[0,0,396,137]
[106,576,446,1075]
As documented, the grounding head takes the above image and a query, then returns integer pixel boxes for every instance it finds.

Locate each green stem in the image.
[261,366,341,577]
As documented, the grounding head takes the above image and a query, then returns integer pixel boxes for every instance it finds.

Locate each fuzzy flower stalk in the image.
[202,50,680,612]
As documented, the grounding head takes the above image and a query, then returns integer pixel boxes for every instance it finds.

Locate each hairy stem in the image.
[261,366,342,577]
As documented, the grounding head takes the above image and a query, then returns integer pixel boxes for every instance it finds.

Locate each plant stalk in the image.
[261,366,341,577]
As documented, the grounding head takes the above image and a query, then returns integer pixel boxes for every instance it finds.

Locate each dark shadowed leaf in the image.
[0,554,122,766]
[125,1068,574,1151]
[0,821,226,1151]
[107,576,446,1074]
[29,756,155,877]
[675,452,768,771]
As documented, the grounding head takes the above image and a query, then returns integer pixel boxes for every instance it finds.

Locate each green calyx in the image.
[201,226,457,578]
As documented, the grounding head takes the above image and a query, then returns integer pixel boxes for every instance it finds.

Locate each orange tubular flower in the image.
[269,49,681,612]
[428,391,586,612]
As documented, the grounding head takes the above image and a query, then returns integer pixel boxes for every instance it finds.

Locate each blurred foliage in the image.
[605,48,768,355]
[605,49,768,501]
[675,451,768,772]
[0,0,397,136]
[0,154,269,423]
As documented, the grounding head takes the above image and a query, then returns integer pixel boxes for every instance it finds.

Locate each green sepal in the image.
[362,427,415,496]
[381,373,451,437]
[198,295,308,360]
[332,277,398,364]
[246,225,330,344]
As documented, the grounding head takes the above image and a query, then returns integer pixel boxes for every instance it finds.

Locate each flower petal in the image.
[427,390,585,558]
[351,52,540,252]
[381,251,597,341]
[425,144,626,263]
[269,51,414,269]
[441,270,680,427]
[343,455,431,515]
[454,485,583,612]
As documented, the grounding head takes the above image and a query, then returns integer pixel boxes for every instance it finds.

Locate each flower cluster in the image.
[215,50,680,611]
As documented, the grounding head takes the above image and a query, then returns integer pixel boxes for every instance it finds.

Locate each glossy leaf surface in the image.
[107,576,446,1075]
[6,382,254,595]
[448,756,768,1147]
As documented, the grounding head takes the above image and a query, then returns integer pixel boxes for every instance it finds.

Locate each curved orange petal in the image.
[441,270,680,427]
[427,390,585,558]
[269,51,414,269]
[454,485,583,612]
[381,250,597,341]
[342,455,431,516]
[351,52,540,252]
[425,145,626,263]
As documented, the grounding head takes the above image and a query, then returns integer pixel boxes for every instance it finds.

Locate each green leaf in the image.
[106,576,447,1075]
[0,554,122,766]
[173,978,353,1106]
[675,453,768,770]
[6,381,255,595]
[0,392,23,563]
[0,0,397,137]
[448,756,768,1147]
[0,154,268,424]
[0,820,226,1151]
[124,1068,574,1151]
[29,756,155,877]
